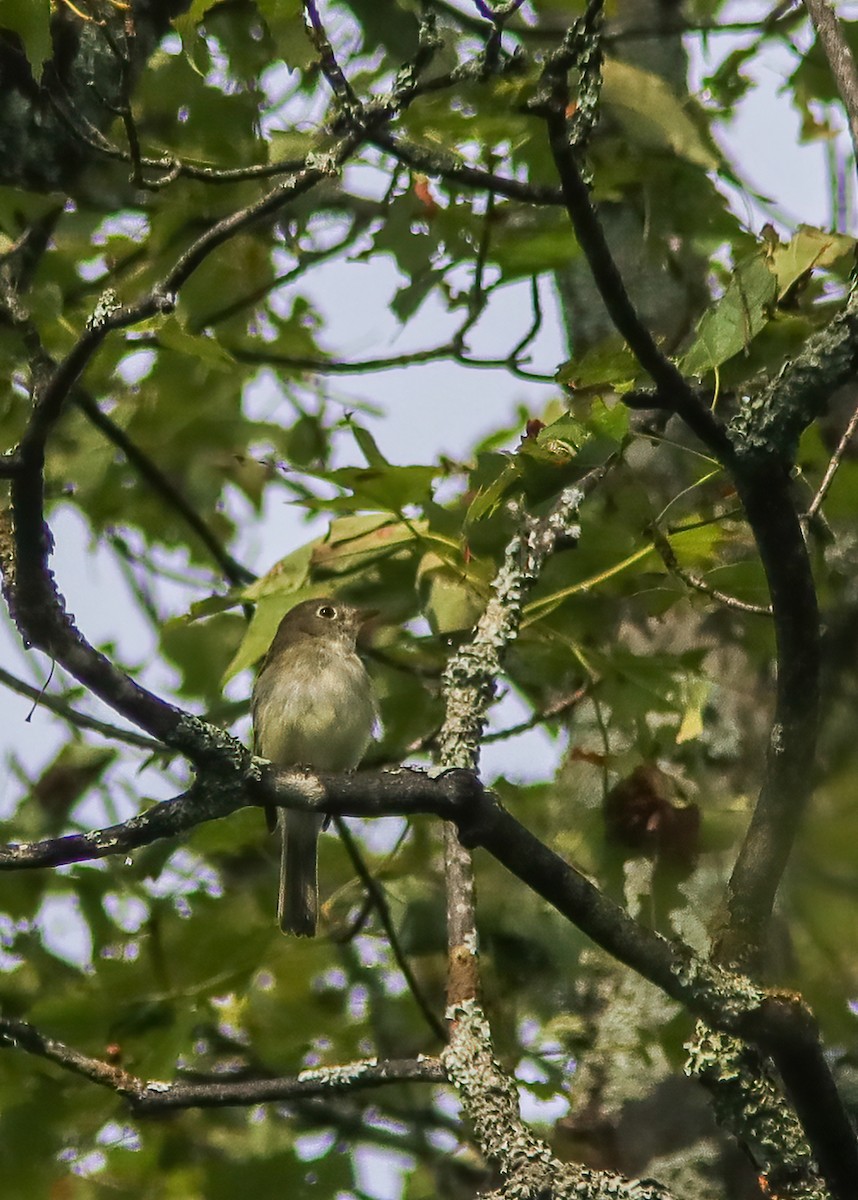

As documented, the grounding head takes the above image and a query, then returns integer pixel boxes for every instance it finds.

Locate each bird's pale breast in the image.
[253,644,376,770]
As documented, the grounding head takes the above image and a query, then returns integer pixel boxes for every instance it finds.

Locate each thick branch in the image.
[444,1000,674,1200]
[719,465,820,961]
[687,1026,826,1200]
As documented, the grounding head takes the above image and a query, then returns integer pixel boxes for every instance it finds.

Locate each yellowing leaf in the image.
[603,61,719,169]
[767,224,855,299]
[312,517,422,575]
[676,677,710,744]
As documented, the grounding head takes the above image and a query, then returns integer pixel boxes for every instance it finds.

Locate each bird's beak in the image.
[354,607,381,645]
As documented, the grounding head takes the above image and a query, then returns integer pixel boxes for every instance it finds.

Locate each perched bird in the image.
[251,597,377,936]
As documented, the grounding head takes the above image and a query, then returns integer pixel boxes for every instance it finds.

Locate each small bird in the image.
[251,597,377,936]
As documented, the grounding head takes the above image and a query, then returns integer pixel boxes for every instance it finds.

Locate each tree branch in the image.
[0,1014,444,1110]
[0,665,165,752]
[444,1000,675,1200]
[332,815,447,1044]
[804,0,858,175]
[72,388,255,589]
[536,6,733,460]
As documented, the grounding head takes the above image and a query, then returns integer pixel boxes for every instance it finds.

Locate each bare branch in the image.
[805,398,858,521]
[0,1014,444,1110]
[0,665,165,752]
[333,816,447,1044]
[650,525,773,617]
[804,0,858,176]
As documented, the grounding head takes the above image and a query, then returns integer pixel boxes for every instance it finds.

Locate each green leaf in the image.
[491,210,580,277]
[1,1,51,82]
[417,552,483,634]
[681,253,778,377]
[556,337,640,392]
[603,60,719,169]
[350,422,389,468]
[161,611,245,702]
[767,224,855,299]
[319,431,438,514]
[157,317,236,371]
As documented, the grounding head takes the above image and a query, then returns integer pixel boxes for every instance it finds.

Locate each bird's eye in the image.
[317,604,336,619]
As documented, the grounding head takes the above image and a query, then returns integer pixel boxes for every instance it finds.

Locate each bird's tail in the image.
[278,809,321,937]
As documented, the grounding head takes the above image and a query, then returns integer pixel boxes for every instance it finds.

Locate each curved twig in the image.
[0,1013,445,1110]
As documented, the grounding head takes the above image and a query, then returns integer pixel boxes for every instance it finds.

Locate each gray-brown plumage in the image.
[251,598,377,936]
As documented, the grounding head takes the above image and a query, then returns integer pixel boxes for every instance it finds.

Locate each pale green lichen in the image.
[443,1000,675,1199]
[297,1058,378,1086]
[685,1024,825,1199]
[86,289,120,331]
[728,290,858,465]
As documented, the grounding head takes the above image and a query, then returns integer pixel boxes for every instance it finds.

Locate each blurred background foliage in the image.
[1,1,858,1197]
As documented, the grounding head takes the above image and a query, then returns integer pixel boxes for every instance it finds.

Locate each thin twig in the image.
[483,684,589,743]
[228,340,556,384]
[333,817,447,1043]
[507,275,544,364]
[0,666,165,752]
[0,1014,444,1110]
[72,390,255,589]
[805,399,858,520]
[650,526,772,617]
